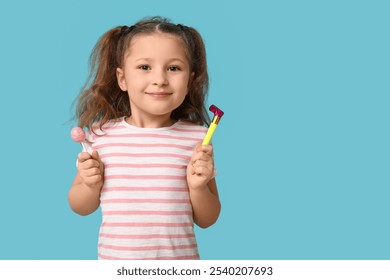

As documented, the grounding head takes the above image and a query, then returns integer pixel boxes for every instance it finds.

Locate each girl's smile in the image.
[145,91,173,97]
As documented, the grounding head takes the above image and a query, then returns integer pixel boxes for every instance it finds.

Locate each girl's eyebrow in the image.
[134,58,151,62]
[169,58,187,64]
[133,58,187,63]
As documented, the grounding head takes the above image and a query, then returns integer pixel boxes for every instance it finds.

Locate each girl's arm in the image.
[187,144,221,228]
[189,178,221,228]
[68,151,104,216]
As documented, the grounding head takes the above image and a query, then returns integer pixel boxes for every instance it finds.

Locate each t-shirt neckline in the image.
[120,116,182,131]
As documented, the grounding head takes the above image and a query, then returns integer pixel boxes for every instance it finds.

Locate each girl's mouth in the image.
[146,92,172,98]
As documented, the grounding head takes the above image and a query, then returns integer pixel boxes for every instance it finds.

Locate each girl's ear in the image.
[116,68,127,91]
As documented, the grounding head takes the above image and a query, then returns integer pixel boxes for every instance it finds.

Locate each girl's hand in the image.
[187,143,214,190]
[77,150,104,190]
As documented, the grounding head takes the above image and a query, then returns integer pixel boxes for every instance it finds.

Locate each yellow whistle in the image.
[202,105,224,145]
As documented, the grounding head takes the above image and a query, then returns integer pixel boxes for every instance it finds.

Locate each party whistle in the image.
[202,104,224,145]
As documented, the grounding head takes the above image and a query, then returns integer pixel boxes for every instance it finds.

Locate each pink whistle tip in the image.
[209,104,224,117]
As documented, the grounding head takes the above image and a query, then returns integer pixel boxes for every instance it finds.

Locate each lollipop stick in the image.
[81,142,88,152]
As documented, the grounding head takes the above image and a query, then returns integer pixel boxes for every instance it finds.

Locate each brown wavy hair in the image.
[73,16,210,133]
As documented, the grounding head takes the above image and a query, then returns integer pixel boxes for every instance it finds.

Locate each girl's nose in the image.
[152,69,169,86]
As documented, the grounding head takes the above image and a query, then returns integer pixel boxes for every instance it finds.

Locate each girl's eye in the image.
[138,65,151,71]
[168,66,181,71]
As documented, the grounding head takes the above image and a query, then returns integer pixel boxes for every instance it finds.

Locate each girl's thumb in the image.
[92,150,105,173]
[91,150,101,161]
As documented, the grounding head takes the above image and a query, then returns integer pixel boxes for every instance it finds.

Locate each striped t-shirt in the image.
[85,117,207,260]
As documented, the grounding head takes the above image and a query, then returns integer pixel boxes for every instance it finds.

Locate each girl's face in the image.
[117,33,191,127]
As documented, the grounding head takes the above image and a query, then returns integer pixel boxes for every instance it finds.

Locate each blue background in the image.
[0,0,389,259]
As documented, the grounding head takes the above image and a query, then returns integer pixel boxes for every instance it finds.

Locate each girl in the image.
[68,17,221,260]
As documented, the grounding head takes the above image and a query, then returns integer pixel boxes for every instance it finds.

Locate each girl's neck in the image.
[125,115,177,128]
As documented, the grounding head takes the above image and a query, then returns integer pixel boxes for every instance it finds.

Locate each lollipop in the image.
[70,127,88,152]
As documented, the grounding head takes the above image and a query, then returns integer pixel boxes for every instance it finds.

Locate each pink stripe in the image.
[102,222,193,227]
[100,152,191,160]
[101,198,190,204]
[101,133,201,142]
[102,186,188,192]
[94,142,193,151]
[99,243,197,252]
[98,253,199,260]
[99,233,195,239]
[102,210,192,216]
[104,163,186,169]
[172,127,207,133]
[105,175,186,180]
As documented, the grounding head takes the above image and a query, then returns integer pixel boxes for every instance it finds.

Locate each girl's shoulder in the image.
[174,120,208,137]
[177,119,208,130]
[92,118,122,131]
[86,118,123,139]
